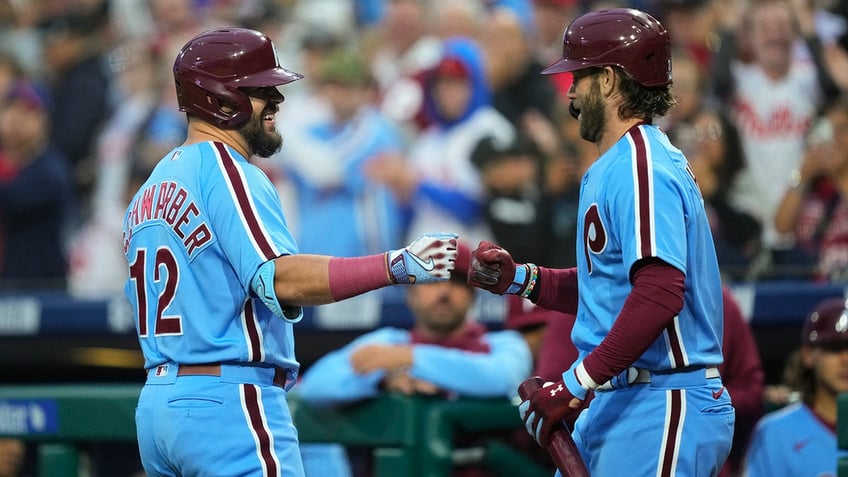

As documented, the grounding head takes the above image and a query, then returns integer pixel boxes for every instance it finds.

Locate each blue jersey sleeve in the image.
[204,143,298,289]
[293,328,410,406]
[410,330,532,398]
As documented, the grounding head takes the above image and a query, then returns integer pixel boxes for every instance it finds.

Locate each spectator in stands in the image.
[742,296,848,476]
[481,6,561,127]
[522,103,587,268]
[39,2,113,213]
[294,242,533,477]
[67,39,165,297]
[0,438,25,477]
[431,0,487,40]
[530,0,580,98]
[709,0,841,275]
[276,47,409,258]
[0,52,23,101]
[366,37,515,247]
[682,107,763,279]
[0,80,74,290]
[656,0,723,73]
[773,96,848,282]
[470,134,556,265]
[663,49,763,279]
[366,0,443,130]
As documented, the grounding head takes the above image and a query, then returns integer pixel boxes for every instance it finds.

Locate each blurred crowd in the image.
[1,0,848,295]
[0,2,846,476]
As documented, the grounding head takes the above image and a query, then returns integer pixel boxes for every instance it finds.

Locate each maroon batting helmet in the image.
[802,297,848,347]
[173,28,303,129]
[541,8,672,88]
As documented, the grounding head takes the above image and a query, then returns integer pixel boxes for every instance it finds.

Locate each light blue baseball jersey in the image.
[743,402,842,477]
[294,327,532,405]
[572,124,724,371]
[123,141,301,385]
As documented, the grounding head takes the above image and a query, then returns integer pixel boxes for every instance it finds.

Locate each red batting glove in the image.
[518,376,582,446]
[467,241,527,295]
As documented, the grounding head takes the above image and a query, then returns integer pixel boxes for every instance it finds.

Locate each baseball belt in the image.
[596,366,720,391]
[177,363,288,388]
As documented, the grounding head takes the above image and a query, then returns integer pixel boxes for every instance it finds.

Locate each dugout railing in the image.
[2,384,848,476]
[0,383,551,477]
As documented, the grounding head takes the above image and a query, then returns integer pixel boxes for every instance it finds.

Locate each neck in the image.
[597,117,644,156]
[184,120,251,159]
[413,322,466,341]
[811,388,837,425]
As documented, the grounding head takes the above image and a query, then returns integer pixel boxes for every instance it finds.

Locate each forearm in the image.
[532,267,578,315]
[773,185,805,234]
[272,253,392,306]
[410,334,532,398]
[296,349,384,404]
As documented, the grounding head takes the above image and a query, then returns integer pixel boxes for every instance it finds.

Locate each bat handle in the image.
[518,378,590,477]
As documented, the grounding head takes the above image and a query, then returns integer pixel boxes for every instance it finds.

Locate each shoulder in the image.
[356,327,411,344]
[485,329,531,351]
[754,402,809,433]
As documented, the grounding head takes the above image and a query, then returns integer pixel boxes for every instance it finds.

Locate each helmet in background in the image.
[173,28,303,129]
[802,297,848,347]
[541,8,672,88]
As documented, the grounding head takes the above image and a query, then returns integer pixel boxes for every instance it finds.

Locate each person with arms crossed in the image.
[294,242,532,476]
[466,8,735,476]
[122,28,458,477]
[742,296,848,477]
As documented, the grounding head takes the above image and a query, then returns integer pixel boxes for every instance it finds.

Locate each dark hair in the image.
[710,107,745,196]
[615,66,677,121]
[782,350,815,405]
[470,134,540,170]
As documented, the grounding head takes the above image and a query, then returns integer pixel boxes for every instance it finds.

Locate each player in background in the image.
[466,8,735,476]
[294,241,532,476]
[742,296,848,477]
[122,28,458,477]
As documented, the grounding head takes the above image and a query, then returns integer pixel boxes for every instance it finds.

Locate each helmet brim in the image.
[541,57,592,75]
[237,67,304,87]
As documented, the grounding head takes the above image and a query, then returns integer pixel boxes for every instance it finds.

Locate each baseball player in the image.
[742,297,848,477]
[467,8,734,476]
[122,28,458,477]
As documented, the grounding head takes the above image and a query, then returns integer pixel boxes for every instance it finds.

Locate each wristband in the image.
[506,264,529,295]
[563,361,598,401]
[521,263,539,298]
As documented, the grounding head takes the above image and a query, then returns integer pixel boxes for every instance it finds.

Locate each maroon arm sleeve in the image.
[581,260,685,385]
[532,267,579,315]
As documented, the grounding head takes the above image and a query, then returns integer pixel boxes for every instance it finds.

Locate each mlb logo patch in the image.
[155,365,169,377]
[170,150,182,161]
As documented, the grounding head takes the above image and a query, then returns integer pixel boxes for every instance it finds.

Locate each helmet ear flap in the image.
[201,81,254,128]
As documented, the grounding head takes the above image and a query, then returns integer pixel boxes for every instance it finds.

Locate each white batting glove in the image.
[388,233,458,284]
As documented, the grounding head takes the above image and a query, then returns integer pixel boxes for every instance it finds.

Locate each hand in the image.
[467,240,528,295]
[349,344,413,374]
[388,233,458,284]
[381,371,440,395]
[518,376,583,446]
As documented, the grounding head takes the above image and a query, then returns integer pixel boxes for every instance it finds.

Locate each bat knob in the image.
[518,376,546,400]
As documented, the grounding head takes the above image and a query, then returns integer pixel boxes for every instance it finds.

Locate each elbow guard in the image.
[250,260,302,323]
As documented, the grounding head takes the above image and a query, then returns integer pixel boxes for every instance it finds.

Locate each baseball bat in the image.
[518,379,590,477]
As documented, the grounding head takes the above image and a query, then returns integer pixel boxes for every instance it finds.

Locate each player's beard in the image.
[241,106,283,158]
[579,78,605,144]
